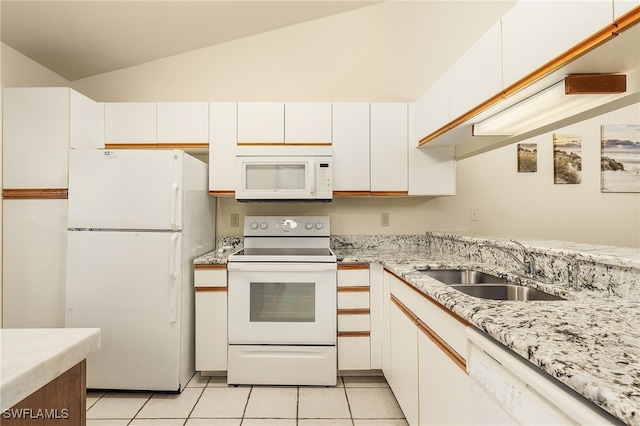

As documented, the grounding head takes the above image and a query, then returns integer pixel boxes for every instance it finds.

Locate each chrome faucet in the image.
[479,240,536,278]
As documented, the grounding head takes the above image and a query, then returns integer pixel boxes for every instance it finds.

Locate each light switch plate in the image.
[381,212,390,227]
[231,214,240,227]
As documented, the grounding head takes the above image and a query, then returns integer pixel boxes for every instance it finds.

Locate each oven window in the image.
[245,164,305,190]
[250,282,315,322]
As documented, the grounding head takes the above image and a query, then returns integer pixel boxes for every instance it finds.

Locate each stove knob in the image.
[250,221,258,230]
[315,222,324,230]
[305,222,314,230]
[260,222,269,230]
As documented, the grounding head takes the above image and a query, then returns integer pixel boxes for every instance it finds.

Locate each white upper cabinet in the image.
[370,103,408,193]
[3,87,73,188]
[285,102,332,144]
[449,21,502,120]
[502,1,611,88]
[70,90,101,150]
[614,0,640,18]
[157,102,209,145]
[332,103,370,192]
[237,102,284,144]
[408,104,455,196]
[415,73,449,141]
[104,102,157,145]
[209,102,238,193]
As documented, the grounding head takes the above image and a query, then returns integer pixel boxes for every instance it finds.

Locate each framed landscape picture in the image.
[601,124,640,193]
[517,143,537,172]
[553,134,582,184]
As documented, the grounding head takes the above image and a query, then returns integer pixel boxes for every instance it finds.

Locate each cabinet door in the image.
[389,301,419,426]
[614,0,639,18]
[502,1,611,88]
[194,267,228,371]
[2,87,70,188]
[449,21,502,120]
[209,102,238,194]
[418,327,470,425]
[332,103,370,192]
[237,102,284,144]
[284,102,332,144]
[70,89,100,149]
[104,102,157,145]
[157,102,209,145]
[415,73,449,141]
[2,199,67,328]
[370,103,408,193]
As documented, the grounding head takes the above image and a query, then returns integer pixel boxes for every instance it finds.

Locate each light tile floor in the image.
[86,375,408,426]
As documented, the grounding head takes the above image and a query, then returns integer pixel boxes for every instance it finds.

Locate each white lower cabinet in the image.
[418,325,470,425]
[194,265,228,372]
[337,264,371,371]
[389,298,419,426]
[384,268,472,426]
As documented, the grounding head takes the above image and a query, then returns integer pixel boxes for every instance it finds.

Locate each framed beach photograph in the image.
[517,143,537,172]
[601,124,640,193]
[553,134,582,184]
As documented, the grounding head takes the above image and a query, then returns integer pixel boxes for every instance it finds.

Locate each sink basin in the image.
[450,284,565,301]
[417,269,507,284]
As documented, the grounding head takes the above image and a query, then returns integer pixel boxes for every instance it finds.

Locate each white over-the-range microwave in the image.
[235,155,333,202]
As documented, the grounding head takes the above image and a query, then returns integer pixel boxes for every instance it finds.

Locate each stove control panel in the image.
[244,216,330,237]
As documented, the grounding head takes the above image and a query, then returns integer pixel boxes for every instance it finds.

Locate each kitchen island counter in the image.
[1,328,100,415]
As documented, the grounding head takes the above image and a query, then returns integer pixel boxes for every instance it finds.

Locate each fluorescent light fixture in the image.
[472,74,626,137]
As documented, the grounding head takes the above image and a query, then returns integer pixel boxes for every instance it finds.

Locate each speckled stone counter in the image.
[1,328,101,411]
[194,233,640,425]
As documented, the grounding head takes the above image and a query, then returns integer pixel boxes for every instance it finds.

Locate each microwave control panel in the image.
[316,160,333,198]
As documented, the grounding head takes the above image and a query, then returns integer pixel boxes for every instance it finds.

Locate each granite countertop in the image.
[335,247,639,426]
[194,234,639,425]
[0,328,101,410]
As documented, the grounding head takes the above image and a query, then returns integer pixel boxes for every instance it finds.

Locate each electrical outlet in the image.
[470,209,479,222]
[381,212,390,227]
[231,214,240,227]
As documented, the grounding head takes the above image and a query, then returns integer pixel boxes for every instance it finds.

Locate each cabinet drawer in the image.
[338,290,369,309]
[338,312,370,332]
[338,336,371,370]
[194,266,227,288]
[338,268,370,287]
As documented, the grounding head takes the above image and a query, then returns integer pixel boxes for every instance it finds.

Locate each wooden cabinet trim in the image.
[338,331,371,338]
[333,191,371,197]
[338,308,370,315]
[156,143,209,149]
[105,143,208,150]
[390,294,420,325]
[418,6,640,146]
[338,286,370,293]
[194,264,227,270]
[370,191,409,197]
[417,319,467,373]
[3,188,68,200]
[338,263,370,270]
[385,268,471,327]
[104,143,157,149]
[195,287,227,292]
[209,190,235,197]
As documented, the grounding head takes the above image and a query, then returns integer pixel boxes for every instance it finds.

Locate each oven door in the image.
[228,262,337,345]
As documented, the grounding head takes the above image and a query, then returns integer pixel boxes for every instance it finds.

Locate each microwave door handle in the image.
[309,161,316,195]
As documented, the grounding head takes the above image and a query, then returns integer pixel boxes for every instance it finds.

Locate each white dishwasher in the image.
[466,327,622,425]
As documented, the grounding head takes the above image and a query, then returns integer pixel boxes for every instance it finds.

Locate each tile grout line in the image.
[340,377,356,426]
[296,386,300,425]
[184,375,210,425]
[239,385,253,425]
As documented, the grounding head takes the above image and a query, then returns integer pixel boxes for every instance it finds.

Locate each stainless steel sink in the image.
[417,269,507,284]
[450,284,565,301]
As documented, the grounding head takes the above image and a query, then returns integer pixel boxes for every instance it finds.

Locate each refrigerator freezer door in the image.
[68,149,183,231]
[66,230,183,391]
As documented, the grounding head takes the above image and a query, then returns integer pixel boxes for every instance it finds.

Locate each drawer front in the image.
[338,268,370,287]
[338,336,371,370]
[194,267,227,288]
[338,313,370,332]
[338,291,369,309]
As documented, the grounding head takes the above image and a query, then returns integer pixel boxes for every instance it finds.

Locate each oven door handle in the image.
[227,262,337,272]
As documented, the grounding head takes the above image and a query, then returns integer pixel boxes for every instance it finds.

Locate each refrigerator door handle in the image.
[170,182,180,230]
[169,233,180,323]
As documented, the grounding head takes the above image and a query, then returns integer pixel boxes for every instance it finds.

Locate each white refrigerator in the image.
[65,149,215,391]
